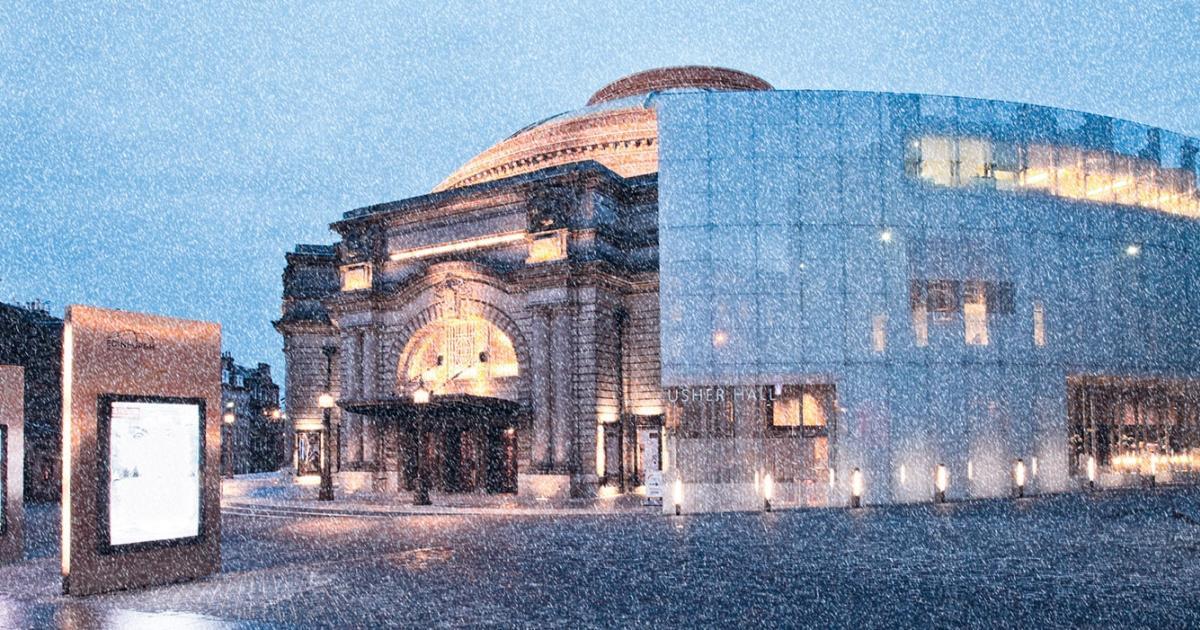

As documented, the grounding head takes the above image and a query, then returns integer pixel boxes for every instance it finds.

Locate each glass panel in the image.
[957,137,993,188]
[919,137,956,186]
[1084,151,1114,203]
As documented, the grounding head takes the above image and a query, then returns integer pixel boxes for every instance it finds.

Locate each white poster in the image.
[108,401,201,546]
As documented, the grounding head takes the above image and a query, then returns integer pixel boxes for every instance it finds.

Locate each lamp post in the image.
[317,393,335,500]
[222,405,236,479]
[412,384,432,506]
[934,463,948,504]
[762,472,774,512]
[850,468,864,508]
[1013,458,1026,499]
[318,345,338,502]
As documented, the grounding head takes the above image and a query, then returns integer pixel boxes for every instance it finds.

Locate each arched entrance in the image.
[380,312,525,494]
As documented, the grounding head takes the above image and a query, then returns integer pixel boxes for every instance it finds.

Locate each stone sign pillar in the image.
[61,305,222,596]
[0,365,24,564]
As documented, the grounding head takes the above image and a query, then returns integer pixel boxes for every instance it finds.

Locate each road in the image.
[2,488,1199,628]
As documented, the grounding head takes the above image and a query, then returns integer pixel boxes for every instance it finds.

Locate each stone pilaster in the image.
[550,305,575,473]
[529,308,552,470]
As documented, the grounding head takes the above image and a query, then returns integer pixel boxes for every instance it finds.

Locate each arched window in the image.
[400,316,520,399]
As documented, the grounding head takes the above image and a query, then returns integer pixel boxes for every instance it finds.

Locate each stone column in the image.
[550,306,575,473]
[529,308,552,470]
[361,328,378,400]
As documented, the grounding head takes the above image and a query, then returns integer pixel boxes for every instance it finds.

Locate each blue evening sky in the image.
[2,1,1197,385]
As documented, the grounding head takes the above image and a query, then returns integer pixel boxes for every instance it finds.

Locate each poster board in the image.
[62,305,221,595]
[0,365,24,564]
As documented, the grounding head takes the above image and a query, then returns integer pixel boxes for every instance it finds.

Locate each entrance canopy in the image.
[340,395,520,431]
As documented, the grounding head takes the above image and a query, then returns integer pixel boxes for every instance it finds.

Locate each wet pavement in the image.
[2,488,1200,628]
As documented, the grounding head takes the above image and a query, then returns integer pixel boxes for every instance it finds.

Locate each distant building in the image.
[220,353,283,474]
[0,301,63,502]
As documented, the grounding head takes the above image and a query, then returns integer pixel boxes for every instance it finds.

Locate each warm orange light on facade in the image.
[389,231,526,262]
[526,230,567,264]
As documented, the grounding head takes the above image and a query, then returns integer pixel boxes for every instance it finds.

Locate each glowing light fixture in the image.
[1031,457,1039,477]
[934,464,949,503]
[317,393,335,409]
[762,473,774,512]
[879,228,894,243]
[899,464,907,486]
[389,231,526,262]
[967,460,974,481]
[850,468,864,508]
[1086,455,1097,489]
[1125,243,1141,257]
[673,478,683,516]
[222,412,235,425]
[412,387,430,405]
[1014,459,1026,498]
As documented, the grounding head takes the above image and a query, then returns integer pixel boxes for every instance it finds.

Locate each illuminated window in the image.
[527,230,567,264]
[908,134,1200,218]
[1033,301,1046,347]
[918,137,956,186]
[340,263,372,292]
[957,138,993,187]
[772,395,800,427]
[770,385,834,432]
[802,391,827,427]
[872,314,887,353]
[927,280,959,321]
[402,316,520,395]
[963,281,989,346]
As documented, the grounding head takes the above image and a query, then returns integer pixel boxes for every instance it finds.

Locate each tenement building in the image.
[220,353,283,475]
[279,66,1200,512]
[0,300,63,502]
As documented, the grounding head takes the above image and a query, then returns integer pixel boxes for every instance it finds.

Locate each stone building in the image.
[220,353,283,475]
[280,66,1200,511]
[0,301,62,502]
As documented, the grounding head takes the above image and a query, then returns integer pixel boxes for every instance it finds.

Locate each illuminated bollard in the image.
[1149,454,1158,489]
[934,464,948,504]
[763,473,774,512]
[850,468,863,509]
[673,478,683,516]
[1013,459,1026,499]
[1086,455,1097,490]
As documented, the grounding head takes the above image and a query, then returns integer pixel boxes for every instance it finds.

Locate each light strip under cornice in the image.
[389,231,526,262]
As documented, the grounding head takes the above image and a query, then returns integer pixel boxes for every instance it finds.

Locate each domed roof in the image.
[432,66,772,193]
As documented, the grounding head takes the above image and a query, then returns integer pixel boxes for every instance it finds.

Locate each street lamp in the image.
[1013,458,1026,499]
[412,385,432,506]
[934,463,948,504]
[317,345,337,502]
[850,468,864,508]
[1086,455,1097,490]
[762,473,774,512]
[222,409,236,479]
[317,392,335,501]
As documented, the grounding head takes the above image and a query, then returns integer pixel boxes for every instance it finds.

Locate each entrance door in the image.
[485,426,517,493]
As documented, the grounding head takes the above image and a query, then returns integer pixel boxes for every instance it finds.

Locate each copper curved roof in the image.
[433,66,772,193]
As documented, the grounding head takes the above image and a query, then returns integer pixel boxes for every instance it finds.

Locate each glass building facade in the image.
[656,90,1200,510]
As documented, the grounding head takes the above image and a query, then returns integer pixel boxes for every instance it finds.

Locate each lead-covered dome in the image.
[433,66,772,192]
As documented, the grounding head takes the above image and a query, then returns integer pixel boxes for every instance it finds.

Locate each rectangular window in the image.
[770,385,834,434]
[872,314,887,353]
[993,142,1024,191]
[340,263,372,292]
[1033,301,1046,347]
[918,137,956,186]
[927,280,960,320]
[957,137,993,187]
[527,230,567,264]
[963,281,989,345]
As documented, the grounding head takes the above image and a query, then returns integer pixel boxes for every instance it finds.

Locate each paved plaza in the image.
[1,488,1199,628]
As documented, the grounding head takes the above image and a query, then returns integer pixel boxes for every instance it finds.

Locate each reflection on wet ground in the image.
[2,488,1200,627]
